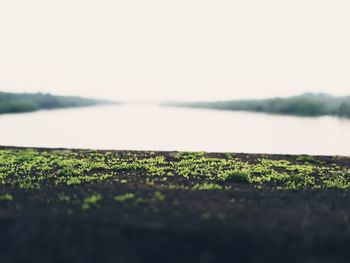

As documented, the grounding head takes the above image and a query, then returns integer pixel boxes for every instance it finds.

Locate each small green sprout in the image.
[81,194,102,210]
[296,155,315,163]
[66,177,81,186]
[0,193,13,202]
[152,191,165,201]
[114,193,135,202]
[58,194,71,203]
[193,183,222,190]
[223,170,251,183]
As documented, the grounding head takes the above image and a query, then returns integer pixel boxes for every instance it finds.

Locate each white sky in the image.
[0,0,349,102]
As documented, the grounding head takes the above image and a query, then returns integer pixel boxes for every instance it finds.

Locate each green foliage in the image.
[152,191,165,201]
[0,91,116,115]
[193,183,222,190]
[296,155,316,163]
[58,194,71,203]
[323,178,349,189]
[335,102,350,117]
[66,177,82,186]
[114,193,135,202]
[222,170,251,183]
[0,193,13,202]
[163,93,350,118]
[81,194,102,210]
[1,148,348,219]
[0,148,349,194]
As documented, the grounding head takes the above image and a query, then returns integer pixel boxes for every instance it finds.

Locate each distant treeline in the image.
[163,93,350,118]
[0,92,116,114]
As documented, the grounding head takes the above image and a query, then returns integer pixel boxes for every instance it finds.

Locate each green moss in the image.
[296,155,316,163]
[193,183,222,190]
[114,193,135,202]
[58,194,71,203]
[81,194,102,210]
[66,177,82,186]
[0,148,349,192]
[152,191,165,201]
[0,193,13,202]
[222,170,251,183]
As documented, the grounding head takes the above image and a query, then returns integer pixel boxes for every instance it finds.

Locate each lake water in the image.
[0,104,349,156]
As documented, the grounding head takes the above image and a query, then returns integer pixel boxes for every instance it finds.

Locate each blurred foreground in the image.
[1,147,350,263]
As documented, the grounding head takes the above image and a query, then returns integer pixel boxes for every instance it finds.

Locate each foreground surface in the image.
[0,147,350,262]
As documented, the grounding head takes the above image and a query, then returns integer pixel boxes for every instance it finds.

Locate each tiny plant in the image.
[114,193,135,202]
[81,194,102,210]
[66,177,82,186]
[152,191,165,202]
[0,193,13,202]
[193,183,222,190]
[296,155,315,163]
[223,170,251,183]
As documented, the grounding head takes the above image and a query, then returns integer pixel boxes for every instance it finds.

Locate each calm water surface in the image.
[0,104,349,156]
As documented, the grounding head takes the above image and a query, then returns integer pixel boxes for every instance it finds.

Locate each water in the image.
[0,104,349,156]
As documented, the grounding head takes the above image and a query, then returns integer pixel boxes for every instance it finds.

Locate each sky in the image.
[0,0,349,102]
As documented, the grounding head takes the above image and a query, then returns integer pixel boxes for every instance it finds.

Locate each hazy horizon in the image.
[1,0,350,101]
[1,89,349,104]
